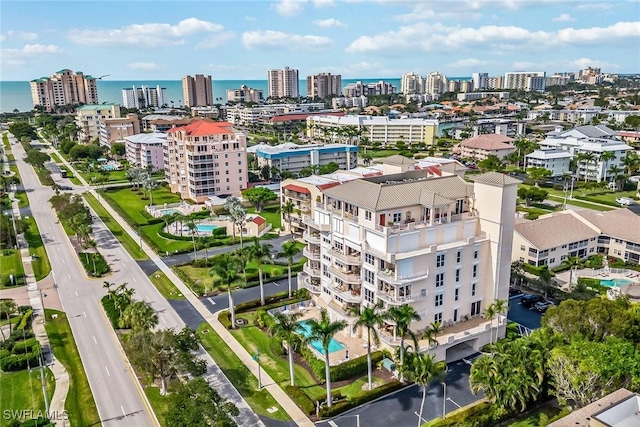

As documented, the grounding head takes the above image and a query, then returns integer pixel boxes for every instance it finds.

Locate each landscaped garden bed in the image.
[78,251,110,277]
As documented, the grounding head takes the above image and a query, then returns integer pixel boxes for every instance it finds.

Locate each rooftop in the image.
[472,171,521,187]
[124,133,167,144]
[460,134,515,150]
[548,388,637,427]
[76,104,119,111]
[575,208,640,245]
[254,142,356,155]
[514,212,600,251]
[166,120,234,136]
[526,149,573,159]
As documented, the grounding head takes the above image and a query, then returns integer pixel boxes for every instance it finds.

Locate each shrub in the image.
[235,291,289,313]
[20,417,53,427]
[78,252,110,277]
[285,386,315,415]
[101,295,120,327]
[218,311,232,329]
[0,352,40,371]
[331,351,387,382]
[12,337,40,354]
[16,309,33,330]
[424,401,499,427]
[318,400,353,418]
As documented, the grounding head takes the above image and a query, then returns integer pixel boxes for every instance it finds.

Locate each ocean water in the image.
[0,76,470,113]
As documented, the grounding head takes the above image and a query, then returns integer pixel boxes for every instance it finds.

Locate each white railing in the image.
[378,268,429,284]
[298,273,321,294]
[302,248,321,260]
[303,264,321,277]
[328,266,361,284]
[302,231,321,243]
[330,248,361,264]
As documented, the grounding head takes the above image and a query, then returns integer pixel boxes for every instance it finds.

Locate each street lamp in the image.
[252,351,262,388]
[39,290,47,324]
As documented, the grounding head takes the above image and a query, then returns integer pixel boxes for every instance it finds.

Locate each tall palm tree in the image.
[270,311,303,386]
[607,165,622,191]
[384,304,421,382]
[599,151,616,184]
[0,299,18,335]
[304,309,346,407]
[352,303,384,391]
[561,256,582,286]
[186,219,198,262]
[622,151,640,176]
[580,151,596,182]
[210,253,239,328]
[278,242,300,298]
[143,177,158,205]
[120,300,158,332]
[491,299,508,344]
[248,240,273,306]
[282,200,295,239]
[403,351,445,427]
[422,321,442,354]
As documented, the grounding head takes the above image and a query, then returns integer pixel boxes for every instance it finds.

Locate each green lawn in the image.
[546,194,614,211]
[103,186,181,226]
[14,191,28,209]
[0,368,55,427]
[575,189,638,205]
[44,309,100,427]
[248,204,282,230]
[368,149,401,158]
[22,215,51,281]
[142,222,193,253]
[196,322,290,421]
[149,270,185,300]
[145,386,169,427]
[50,152,63,164]
[2,133,9,150]
[0,249,25,289]
[83,192,149,260]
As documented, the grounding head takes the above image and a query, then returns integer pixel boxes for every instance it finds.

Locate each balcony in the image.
[328,266,361,284]
[303,215,330,231]
[331,284,362,304]
[303,231,321,244]
[376,288,428,305]
[378,329,402,347]
[303,264,321,277]
[377,268,429,284]
[302,248,321,261]
[327,301,358,319]
[298,273,320,294]
[330,249,361,264]
[284,191,311,202]
[373,211,478,235]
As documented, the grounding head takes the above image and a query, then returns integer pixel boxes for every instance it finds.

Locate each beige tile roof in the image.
[472,171,521,187]
[382,155,417,166]
[514,213,600,250]
[460,134,515,150]
[323,174,471,211]
[575,208,640,244]
[548,388,635,427]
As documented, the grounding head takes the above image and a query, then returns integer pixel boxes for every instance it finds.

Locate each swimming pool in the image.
[102,165,116,171]
[297,320,346,354]
[601,278,633,287]
[195,224,219,233]
[160,208,181,216]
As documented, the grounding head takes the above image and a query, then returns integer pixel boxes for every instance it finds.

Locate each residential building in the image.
[121,85,168,109]
[457,92,510,102]
[226,85,264,103]
[331,96,368,109]
[182,75,213,107]
[545,74,571,87]
[125,133,167,172]
[460,134,516,160]
[525,149,572,176]
[575,209,640,264]
[306,115,438,147]
[267,67,299,99]
[578,67,604,85]
[98,113,140,147]
[141,115,192,132]
[401,72,425,95]
[298,169,519,362]
[253,143,358,175]
[504,71,546,91]
[342,81,396,97]
[75,104,121,144]
[30,69,98,111]
[224,103,326,127]
[164,120,248,203]
[471,73,488,91]
[190,106,219,119]
[548,388,639,427]
[307,73,342,99]
[424,72,449,96]
[485,76,504,90]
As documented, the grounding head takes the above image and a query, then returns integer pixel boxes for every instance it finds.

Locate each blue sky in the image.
[1,0,639,81]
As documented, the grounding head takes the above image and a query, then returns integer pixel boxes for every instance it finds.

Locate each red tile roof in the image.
[252,216,266,226]
[284,184,311,194]
[166,119,233,136]
[317,182,342,190]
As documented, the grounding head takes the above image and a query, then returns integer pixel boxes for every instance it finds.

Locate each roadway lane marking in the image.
[92,336,97,343]
[161,317,167,324]
[414,412,429,424]
[83,311,86,318]
[207,298,216,306]
[447,397,461,408]
[121,406,126,417]
[74,291,78,297]
[328,421,339,427]
[272,282,280,287]
[145,296,150,303]
[133,278,137,282]
[105,366,110,376]
[68,274,71,279]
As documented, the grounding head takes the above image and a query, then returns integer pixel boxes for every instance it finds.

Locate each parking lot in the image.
[506,293,544,330]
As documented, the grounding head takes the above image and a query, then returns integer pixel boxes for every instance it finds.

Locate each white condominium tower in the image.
[424,72,449,96]
[504,71,546,91]
[401,72,425,95]
[267,66,299,99]
[122,85,168,109]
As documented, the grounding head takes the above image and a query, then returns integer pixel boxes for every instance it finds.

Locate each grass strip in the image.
[148,270,185,300]
[144,386,168,426]
[44,309,100,427]
[0,368,55,427]
[22,215,51,280]
[0,249,25,289]
[83,192,149,260]
[196,322,290,421]
[546,195,613,211]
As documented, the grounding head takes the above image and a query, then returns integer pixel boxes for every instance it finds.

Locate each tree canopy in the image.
[517,187,548,206]
[241,187,277,213]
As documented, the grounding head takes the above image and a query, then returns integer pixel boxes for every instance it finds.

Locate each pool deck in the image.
[556,268,640,300]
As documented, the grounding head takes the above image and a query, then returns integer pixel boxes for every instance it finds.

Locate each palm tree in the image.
[384,304,421,382]
[421,321,442,354]
[278,242,301,298]
[270,311,303,386]
[210,253,239,328]
[143,177,158,205]
[352,304,384,391]
[607,165,622,191]
[0,299,18,335]
[248,240,273,306]
[599,151,616,184]
[622,151,640,176]
[403,351,445,427]
[491,299,507,343]
[580,151,596,182]
[120,300,158,331]
[561,256,582,287]
[186,219,198,262]
[282,200,295,239]
[304,309,346,407]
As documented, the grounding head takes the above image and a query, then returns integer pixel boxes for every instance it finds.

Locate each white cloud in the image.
[127,62,160,70]
[313,0,334,7]
[396,4,481,22]
[272,0,307,16]
[1,44,63,66]
[18,32,38,40]
[553,14,573,22]
[196,31,235,49]
[575,3,614,10]
[556,22,640,44]
[448,58,492,68]
[1,30,38,41]
[242,30,332,50]
[313,18,346,28]
[567,57,619,70]
[22,44,62,54]
[244,16,258,21]
[67,18,226,47]
[510,57,620,71]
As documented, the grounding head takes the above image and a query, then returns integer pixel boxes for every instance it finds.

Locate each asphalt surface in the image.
[506,294,543,330]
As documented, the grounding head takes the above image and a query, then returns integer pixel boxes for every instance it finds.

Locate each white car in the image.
[629,176,640,183]
[616,197,635,206]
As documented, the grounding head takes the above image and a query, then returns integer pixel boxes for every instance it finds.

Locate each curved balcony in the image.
[377,268,429,285]
[303,215,330,231]
[303,264,321,278]
[331,284,362,304]
[328,266,361,285]
[327,301,358,320]
[376,289,428,305]
[303,231,321,244]
[298,273,321,294]
[302,248,321,261]
[330,248,361,265]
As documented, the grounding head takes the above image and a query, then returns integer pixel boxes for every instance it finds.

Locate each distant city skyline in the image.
[1,1,639,82]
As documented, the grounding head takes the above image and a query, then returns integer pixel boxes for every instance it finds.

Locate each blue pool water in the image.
[102,165,116,171]
[601,278,633,287]
[195,224,219,233]
[297,320,346,354]
[160,208,181,216]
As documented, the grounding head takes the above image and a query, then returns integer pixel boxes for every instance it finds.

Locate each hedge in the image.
[573,195,620,207]
[235,289,309,313]
[11,337,39,354]
[101,295,121,327]
[318,381,405,418]
[300,345,388,382]
[16,309,33,330]
[284,385,315,415]
[218,311,232,329]
[0,351,40,371]
[424,400,495,427]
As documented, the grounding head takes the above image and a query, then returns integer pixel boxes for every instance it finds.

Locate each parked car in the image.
[533,300,555,313]
[509,287,522,297]
[615,197,635,206]
[520,294,543,307]
[60,185,73,190]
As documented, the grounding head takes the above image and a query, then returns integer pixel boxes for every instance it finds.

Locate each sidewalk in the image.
[54,146,314,426]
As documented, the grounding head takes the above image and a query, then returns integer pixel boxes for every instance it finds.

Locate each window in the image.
[472,264,478,278]
[471,301,482,316]
[364,288,374,304]
[364,270,374,284]
[392,212,401,223]
[365,210,372,220]
[455,269,460,283]
[472,282,477,296]
[365,253,374,265]
[435,293,444,307]
[474,249,479,259]
[550,258,555,264]
[322,265,330,278]
[454,288,459,301]
[435,273,444,288]
[453,309,458,322]
[434,312,443,323]
[436,254,445,268]
[520,245,526,251]
[456,251,462,263]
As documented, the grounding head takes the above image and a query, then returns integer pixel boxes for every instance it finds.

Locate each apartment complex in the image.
[342,81,396,97]
[224,103,326,126]
[400,72,425,95]
[307,73,342,99]
[471,73,489,91]
[267,67,299,99]
[424,72,449,96]
[306,115,438,147]
[226,85,264,103]
[298,169,518,361]
[182,75,213,107]
[164,120,248,203]
[98,113,140,147]
[122,85,168,109]
[30,69,98,111]
[125,133,167,172]
[75,104,121,144]
[460,134,516,160]
[253,143,358,175]
[141,114,192,132]
[504,71,546,91]
[524,149,572,177]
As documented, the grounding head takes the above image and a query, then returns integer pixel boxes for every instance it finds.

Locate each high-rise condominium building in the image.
[122,85,168,109]
[424,72,449,96]
[226,85,264,103]
[30,69,98,111]
[504,72,546,91]
[267,67,299,99]
[471,73,489,91]
[486,76,504,90]
[342,81,396,97]
[307,73,342,99]
[401,72,425,95]
[182,75,213,107]
[164,120,248,203]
